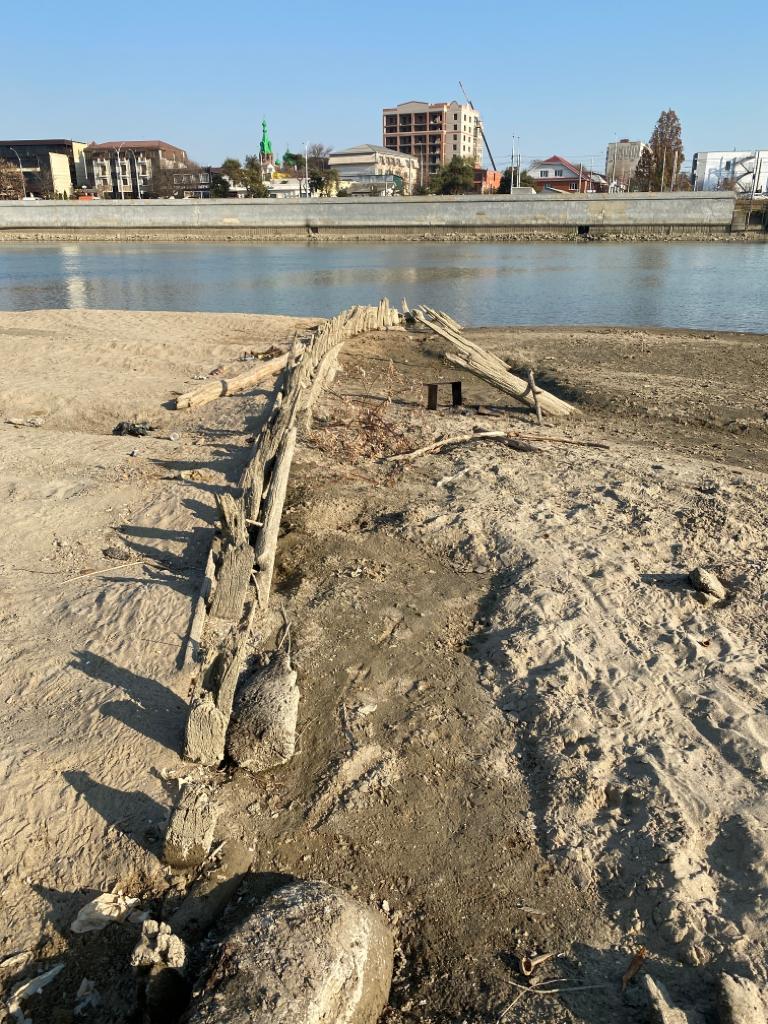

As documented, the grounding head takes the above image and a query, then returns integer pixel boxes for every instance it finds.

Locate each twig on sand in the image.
[498,979,613,1017]
[61,559,151,585]
[385,430,610,463]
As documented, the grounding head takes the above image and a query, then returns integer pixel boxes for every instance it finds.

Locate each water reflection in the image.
[0,242,766,331]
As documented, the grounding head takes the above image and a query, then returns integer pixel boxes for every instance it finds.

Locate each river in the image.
[0,242,766,331]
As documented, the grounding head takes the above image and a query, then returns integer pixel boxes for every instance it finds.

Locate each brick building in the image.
[528,155,607,193]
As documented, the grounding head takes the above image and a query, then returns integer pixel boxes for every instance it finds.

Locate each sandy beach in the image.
[1,308,767,1022]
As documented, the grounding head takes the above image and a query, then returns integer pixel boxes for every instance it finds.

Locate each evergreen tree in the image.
[430,156,476,195]
[497,167,536,192]
[633,110,684,191]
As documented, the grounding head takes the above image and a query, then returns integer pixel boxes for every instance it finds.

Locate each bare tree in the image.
[0,159,24,199]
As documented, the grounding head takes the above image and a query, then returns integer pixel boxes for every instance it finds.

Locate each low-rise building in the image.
[328,143,419,194]
[528,155,607,193]
[85,140,189,198]
[382,100,484,186]
[692,150,768,193]
[474,167,502,193]
[0,139,89,196]
[604,139,647,189]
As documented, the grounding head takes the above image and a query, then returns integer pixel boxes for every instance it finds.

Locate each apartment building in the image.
[382,100,483,186]
[85,140,189,198]
[604,139,647,189]
[0,139,89,196]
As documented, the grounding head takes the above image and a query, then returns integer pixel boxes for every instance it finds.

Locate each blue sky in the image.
[4,1,765,173]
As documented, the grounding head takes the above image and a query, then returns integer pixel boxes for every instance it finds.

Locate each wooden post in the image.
[527,369,543,427]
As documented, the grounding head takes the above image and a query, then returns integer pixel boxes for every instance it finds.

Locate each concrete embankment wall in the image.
[0,193,746,242]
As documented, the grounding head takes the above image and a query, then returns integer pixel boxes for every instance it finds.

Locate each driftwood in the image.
[175,353,289,409]
[386,430,608,462]
[184,693,227,766]
[253,427,297,609]
[413,307,576,417]
[227,650,299,773]
[208,540,254,622]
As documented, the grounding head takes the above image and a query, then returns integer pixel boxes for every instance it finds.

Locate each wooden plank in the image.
[208,540,254,621]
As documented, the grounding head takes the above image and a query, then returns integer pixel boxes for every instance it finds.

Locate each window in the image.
[569,182,578,191]
[540,170,549,177]
[554,169,563,177]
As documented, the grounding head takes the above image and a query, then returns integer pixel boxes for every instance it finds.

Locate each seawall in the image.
[0,192,761,242]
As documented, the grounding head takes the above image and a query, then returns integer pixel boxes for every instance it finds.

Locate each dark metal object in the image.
[424,381,462,410]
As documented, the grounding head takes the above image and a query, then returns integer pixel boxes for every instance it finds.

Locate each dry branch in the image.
[386,430,608,462]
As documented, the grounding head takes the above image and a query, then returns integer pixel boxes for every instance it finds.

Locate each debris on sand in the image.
[70,892,141,933]
[7,963,64,1022]
[113,421,155,437]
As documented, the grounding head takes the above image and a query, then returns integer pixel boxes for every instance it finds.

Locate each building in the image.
[266,179,304,199]
[328,143,419,194]
[691,150,768,194]
[0,139,88,196]
[528,155,607,193]
[604,139,647,189]
[172,168,212,198]
[474,167,502,193]
[382,100,484,186]
[85,140,189,198]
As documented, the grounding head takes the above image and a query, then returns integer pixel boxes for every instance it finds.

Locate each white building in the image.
[604,139,647,189]
[692,150,768,193]
[328,143,419,194]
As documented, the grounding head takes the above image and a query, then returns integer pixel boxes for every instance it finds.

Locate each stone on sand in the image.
[185,880,393,1024]
[689,567,727,601]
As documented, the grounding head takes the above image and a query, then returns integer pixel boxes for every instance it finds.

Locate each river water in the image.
[0,242,766,331]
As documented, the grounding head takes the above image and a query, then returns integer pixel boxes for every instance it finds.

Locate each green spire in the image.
[260,119,273,159]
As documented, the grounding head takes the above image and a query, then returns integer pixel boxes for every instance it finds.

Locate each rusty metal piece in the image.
[520,951,556,977]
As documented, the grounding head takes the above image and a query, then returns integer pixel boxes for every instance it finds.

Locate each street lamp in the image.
[9,147,27,198]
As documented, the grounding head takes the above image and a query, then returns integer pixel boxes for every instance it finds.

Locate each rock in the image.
[718,974,768,1024]
[130,920,186,971]
[644,975,690,1023]
[186,881,393,1024]
[163,783,218,869]
[226,651,299,773]
[689,567,727,601]
[184,693,227,766]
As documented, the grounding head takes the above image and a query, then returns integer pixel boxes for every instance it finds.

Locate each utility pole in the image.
[509,137,515,193]
[660,149,667,193]
[304,141,309,198]
[9,147,27,198]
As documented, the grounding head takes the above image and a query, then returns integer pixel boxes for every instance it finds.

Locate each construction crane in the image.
[458,80,497,172]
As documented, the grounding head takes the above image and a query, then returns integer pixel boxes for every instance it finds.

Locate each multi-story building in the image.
[328,143,420,194]
[85,140,189,198]
[382,100,484,187]
[528,155,607,193]
[0,139,89,196]
[691,150,768,194]
[604,139,647,189]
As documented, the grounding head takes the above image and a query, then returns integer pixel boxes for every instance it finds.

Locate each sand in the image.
[1,309,767,1023]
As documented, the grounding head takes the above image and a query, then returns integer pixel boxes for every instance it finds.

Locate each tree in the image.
[210,174,231,197]
[430,156,476,195]
[633,110,684,191]
[149,159,203,198]
[0,159,24,199]
[214,156,268,197]
[497,167,536,192]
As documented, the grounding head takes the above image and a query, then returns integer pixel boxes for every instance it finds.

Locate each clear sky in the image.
[4,0,765,173]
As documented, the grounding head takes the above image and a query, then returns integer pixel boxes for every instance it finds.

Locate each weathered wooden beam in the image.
[175,353,289,409]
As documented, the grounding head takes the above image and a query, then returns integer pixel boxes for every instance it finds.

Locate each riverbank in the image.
[2,309,767,1023]
[1,192,764,244]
